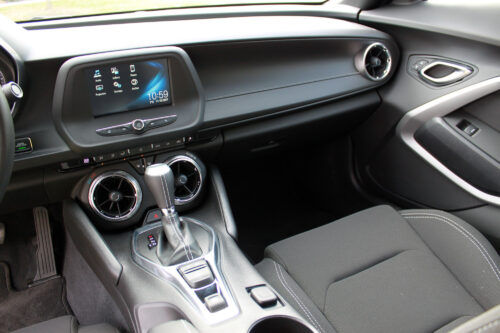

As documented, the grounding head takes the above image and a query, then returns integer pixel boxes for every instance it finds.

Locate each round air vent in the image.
[166,155,203,206]
[88,171,142,221]
[355,42,392,81]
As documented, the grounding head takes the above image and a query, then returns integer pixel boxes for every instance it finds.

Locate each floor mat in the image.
[0,263,70,333]
[0,210,37,291]
[220,139,371,263]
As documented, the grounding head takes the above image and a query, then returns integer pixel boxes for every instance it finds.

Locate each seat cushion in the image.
[256,205,500,333]
[11,315,119,333]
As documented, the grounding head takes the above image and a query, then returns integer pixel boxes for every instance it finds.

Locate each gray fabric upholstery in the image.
[256,205,500,333]
[256,259,336,333]
[11,316,78,333]
[11,315,119,333]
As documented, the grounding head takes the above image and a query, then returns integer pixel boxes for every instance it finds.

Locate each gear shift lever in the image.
[145,163,202,265]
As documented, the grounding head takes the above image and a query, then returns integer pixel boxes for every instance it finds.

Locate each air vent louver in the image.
[167,156,203,206]
[89,171,142,221]
[356,43,392,81]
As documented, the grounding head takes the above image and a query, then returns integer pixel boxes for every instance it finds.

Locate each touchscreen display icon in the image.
[93,70,101,78]
[130,64,135,73]
[95,85,104,91]
[110,67,120,75]
[113,82,122,89]
[131,79,138,86]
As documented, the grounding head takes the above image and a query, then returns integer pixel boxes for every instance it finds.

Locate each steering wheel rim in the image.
[0,90,14,203]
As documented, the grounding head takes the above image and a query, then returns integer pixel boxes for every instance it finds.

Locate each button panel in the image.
[96,115,177,136]
[59,132,218,172]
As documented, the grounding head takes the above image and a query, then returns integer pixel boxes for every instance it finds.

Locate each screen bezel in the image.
[53,47,205,155]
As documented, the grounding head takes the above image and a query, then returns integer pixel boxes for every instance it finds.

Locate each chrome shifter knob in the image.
[144,163,202,265]
[144,163,176,211]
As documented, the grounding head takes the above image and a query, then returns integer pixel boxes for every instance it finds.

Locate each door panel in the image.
[352,1,500,240]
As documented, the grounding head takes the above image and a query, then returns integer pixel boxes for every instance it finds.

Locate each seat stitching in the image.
[402,213,500,282]
[160,173,192,260]
[275,262,324,333]
[273,261,326,333]
[402,212,500,280]
[472,318,500,333]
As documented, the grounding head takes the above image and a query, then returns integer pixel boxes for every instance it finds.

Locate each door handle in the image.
[419,61,472,86]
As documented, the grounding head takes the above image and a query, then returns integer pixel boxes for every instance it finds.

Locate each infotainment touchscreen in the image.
[87,59,171,117]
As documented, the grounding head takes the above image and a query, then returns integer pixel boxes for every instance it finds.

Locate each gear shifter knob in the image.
[144,163,176,211]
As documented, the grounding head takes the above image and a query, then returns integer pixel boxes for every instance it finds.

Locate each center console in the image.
[54,46,318,333]
[64,159,317,333]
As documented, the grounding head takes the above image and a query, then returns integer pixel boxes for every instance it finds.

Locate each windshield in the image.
[0,0,326,22]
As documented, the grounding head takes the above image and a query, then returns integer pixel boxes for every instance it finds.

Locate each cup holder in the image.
[249,316,314,333]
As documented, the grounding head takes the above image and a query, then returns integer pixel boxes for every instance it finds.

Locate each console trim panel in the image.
[131,218,240,325]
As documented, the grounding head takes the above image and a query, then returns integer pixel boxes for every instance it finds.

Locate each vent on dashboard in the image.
[356,42,392,81]
[166,156,203,206]
[88,171,142,221]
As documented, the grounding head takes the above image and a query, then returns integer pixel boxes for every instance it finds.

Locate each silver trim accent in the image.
[96,115,177,136]
[355,42,392,81]
[88,170,143,221]
[132,119,145,131]
[166,155,203,206]
[419,61,472,86]
[396,77,500,206]
[131,219,240,325]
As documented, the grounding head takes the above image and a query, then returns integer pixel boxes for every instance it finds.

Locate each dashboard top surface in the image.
[1,15,382,61]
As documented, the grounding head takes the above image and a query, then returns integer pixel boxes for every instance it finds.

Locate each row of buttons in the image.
[96,115,177,137]
[92,137,188,164]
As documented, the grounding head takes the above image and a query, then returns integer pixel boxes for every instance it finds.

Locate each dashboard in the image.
[0,14,398,214]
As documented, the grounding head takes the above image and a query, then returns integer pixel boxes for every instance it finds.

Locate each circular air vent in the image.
[88,171,142,221]
[166,155,203,206]
[356,42,392,81]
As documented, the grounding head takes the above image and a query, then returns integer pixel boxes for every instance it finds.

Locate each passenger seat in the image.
[256,205,500,333]
[11,315,120,333]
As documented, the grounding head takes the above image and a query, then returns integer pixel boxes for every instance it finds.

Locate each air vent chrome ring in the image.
[356,42,392,81]
[166,155,203,206]
[88,170,142,222]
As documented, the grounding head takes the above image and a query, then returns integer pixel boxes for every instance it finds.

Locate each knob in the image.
[2,82,23,104]
[144,163,176,211]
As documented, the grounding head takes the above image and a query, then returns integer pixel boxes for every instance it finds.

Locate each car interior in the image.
[1,0,500,332]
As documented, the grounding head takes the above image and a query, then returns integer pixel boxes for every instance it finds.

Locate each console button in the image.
[96,125,132,136]
[104,152,118,161]
[178,260,214,289]
[129,145,150,156]
[145,209,162,224]
[117,149,129,158]
[145,115,177,130]
[144,156,155,168]
[204,294,227,313]
[147,234,158,249]
[93,155,106,163]
[250,286,278,308]
[129,158,145,174]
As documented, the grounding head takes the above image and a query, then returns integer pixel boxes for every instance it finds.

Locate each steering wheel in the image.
[0,90,14,203]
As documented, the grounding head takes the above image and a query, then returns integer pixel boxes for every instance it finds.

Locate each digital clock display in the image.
[87,59,172,117]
